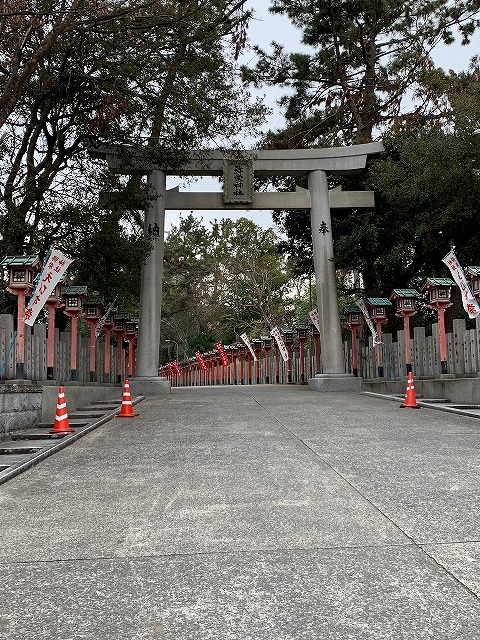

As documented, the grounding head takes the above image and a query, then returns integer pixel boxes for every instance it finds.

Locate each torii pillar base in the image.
[129,376,171,397]
[308,373,362,392]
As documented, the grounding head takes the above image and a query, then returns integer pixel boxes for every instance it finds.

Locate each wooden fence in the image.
[346,319,480,379]
[2,311,479,384]
[0,314,126,383]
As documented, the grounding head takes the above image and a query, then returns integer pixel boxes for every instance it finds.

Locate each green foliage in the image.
[245,0,480,144]
[161,214,295,358]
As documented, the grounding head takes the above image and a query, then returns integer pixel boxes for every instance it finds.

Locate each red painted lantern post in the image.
[345,306,362,377]
[390,290,419,375]
[422,278,454,375]
[45,280,65,380]
[366,298,392,378]
[310,321,321,375]
[124,319,138,376]
[1,255,42,379]
[282,328,295,383]
[295,324,309,383]
[262,336,274,384]
[84,293,105,382]
[237,344,246,385]
[252,338,263,384]
[62,285,88,381]
[112,314,127,383]
[101,308,116,383]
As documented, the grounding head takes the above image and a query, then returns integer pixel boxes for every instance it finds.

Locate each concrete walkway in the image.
[1,385,479,639]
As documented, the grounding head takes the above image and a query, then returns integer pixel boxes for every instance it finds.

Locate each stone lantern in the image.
[390,289,420,375]
[45,278,66,380]
[1,255,42,379]
[83,292,105,381]
[366,298,392,377]
[261,335,274,384]
[101,307,116,383]
[294,324,309,383]
[62,285,88,381]
[422,277,454,375]
[251,338,264,384]
[310,320,321,375]
[465,267,480,301]
[281,327,295,383]
[345,305,362,377]
[112,313,128,383]
[236,342,247,385]
[124,318,138,376]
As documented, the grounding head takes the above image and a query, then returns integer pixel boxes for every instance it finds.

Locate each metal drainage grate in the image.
[449,405,480,410]
[0,447,44,455]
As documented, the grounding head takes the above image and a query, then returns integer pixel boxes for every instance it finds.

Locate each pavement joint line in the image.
[245,390,480,601]
[0,395,145,486]
[0,542,422,566]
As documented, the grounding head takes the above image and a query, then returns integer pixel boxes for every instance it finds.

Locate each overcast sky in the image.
[165,1,479,232]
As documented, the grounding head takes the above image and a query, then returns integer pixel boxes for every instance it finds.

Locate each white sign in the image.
[24,250,72,326]
[240,332,257,361]
[270,327,289,362]
[355,298,381,345]
[309,309,321,332]
[442,250,480,319]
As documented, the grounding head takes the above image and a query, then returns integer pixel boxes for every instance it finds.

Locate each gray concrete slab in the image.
[1,385,479,639]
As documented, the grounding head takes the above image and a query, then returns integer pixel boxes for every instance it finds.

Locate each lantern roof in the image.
[422,277,455,290]
[61,285,88,295]
[87,292,105,304]
[344,304,361,313]
[366,297,392,306]
[390,289,420,299]
[1,255,41,268]
[465,266,480,276]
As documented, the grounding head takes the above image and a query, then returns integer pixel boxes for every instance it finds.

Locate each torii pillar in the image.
[130,170,171,396]
[307,169,359,391]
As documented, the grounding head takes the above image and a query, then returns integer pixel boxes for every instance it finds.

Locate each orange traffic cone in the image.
[116,379,138,418]
[50,386,74,434]
[400,372,420,409]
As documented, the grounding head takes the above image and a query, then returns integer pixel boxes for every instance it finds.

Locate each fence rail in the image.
[2,312,479,385]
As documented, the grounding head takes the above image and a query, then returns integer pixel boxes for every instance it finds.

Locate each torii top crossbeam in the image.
[91,142,383,176]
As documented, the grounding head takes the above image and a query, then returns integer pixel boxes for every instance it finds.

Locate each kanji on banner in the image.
[240,332,257,361]
[171,361,181,376]
[355,298,381,345]
[308,309,321,332]
[214,342,230,366]
[24,250,72,326]
[195,351,207,371]
[442,250,480,319]
[270,327,289,362]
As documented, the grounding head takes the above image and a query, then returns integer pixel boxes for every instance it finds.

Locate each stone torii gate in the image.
[92,142,383,394]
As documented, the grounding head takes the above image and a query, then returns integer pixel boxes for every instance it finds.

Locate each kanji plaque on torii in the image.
[223,158,254,204]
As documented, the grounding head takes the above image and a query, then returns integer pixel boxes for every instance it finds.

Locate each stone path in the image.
[1,385,479,639]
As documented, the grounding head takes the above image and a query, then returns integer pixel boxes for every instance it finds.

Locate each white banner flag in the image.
[355,298,381,345]
[270,326,289,362]
[308,309,321,332]
[240,332,257,361]
[442,250,480,319]
[24,250,72,326]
